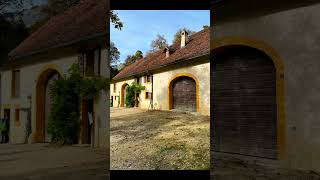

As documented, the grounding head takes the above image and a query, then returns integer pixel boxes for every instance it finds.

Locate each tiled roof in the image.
[113,28,210,81]
[9,0,108,59]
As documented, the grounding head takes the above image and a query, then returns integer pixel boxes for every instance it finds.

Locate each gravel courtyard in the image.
[211,157,320,180]
[110,107,210,170]
[0,144,109,180]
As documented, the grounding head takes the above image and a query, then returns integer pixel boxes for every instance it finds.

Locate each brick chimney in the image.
[180,30,189,48]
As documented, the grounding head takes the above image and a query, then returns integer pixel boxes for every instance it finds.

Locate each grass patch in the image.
[159,144,186,153]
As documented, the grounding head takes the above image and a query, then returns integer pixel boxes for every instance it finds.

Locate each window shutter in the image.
[144,76,146,83]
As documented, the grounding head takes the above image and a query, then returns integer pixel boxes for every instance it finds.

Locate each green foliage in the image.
[79,76,109,100]
[122,50,144,68]
[0,0,29,17]
[172,28,196,44]
[110,41,120,67]
[131,82,145,93]
[48,63,109,145]
[203,25,209,29]
[125,82,145,107]
[0,17,29,66]
[48,77,80,145]
[125,86,135,107]
[110,10,123,30]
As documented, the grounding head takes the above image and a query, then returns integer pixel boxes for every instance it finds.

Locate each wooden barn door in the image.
[172,77,196,112]
[212,46,277,159]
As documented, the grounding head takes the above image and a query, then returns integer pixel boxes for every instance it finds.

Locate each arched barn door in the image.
[212,46,277,159]
[172,77,196,112]
[36,68,61,143]
[121,84,129,107]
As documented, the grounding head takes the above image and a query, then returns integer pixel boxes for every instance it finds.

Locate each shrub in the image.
[48,73,80,145]
[125,86,135,107]
[125,82,145,107]
[48,63,109,145]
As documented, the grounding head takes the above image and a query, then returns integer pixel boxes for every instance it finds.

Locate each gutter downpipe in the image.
[151,74,154,109]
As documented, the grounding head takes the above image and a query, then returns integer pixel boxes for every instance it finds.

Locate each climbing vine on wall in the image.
[125,82,145,107]
[48,63,109,145]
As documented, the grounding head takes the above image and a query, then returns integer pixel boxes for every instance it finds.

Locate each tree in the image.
[122,50,144,68]
[110,10,123,30]
[41,0,79,17]
[150,34,168,52]
[123,55,136,67]
[203,25,209,29]
[0,17,29,66]
[172,28,196,44]
[0,0,32,17]
[135,50,143,60]
[110,41,120,78]
[110,41,120,66]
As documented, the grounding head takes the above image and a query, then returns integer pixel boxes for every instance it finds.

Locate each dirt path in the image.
[110,107,210,170]
[0,144,108,180]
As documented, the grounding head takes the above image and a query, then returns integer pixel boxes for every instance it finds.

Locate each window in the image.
[12,70,20,97]
[113,83,116,93]
[145,92,152,99]
[15,109,20,126]
[135,77,140,84]
[144,75,152,83]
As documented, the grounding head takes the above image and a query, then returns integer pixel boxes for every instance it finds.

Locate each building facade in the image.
[110,29,210,116]
[212,0,320,172]
[0,0,109,148]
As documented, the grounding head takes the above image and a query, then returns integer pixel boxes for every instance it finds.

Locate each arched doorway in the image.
[35,68,61,142]
[212,45,277,159]
[121,83,128,107]
[169,74,199,112]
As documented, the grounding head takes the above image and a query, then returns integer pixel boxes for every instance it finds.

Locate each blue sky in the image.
[111,10,210,63]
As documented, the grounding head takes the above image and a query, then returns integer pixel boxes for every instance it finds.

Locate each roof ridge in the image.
[120,28,208,67]
[9,0,106,58]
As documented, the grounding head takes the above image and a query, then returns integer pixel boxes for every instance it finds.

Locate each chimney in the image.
[180,30,189,48]
[164,47,170,58]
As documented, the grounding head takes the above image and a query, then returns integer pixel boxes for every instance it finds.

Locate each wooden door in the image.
[172,77,196,112]
[212,47,277,159]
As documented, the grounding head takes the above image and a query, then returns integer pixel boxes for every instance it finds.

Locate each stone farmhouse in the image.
[110,28,210,116]
[0,0,109,147]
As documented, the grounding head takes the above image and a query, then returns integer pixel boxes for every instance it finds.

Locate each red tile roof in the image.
[9,0,108,59]
[113,28,210,81]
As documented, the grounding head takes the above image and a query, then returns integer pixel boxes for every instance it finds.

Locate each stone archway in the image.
[120,83,129,107]
[168,73,200,112]
[35,68,61,142]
